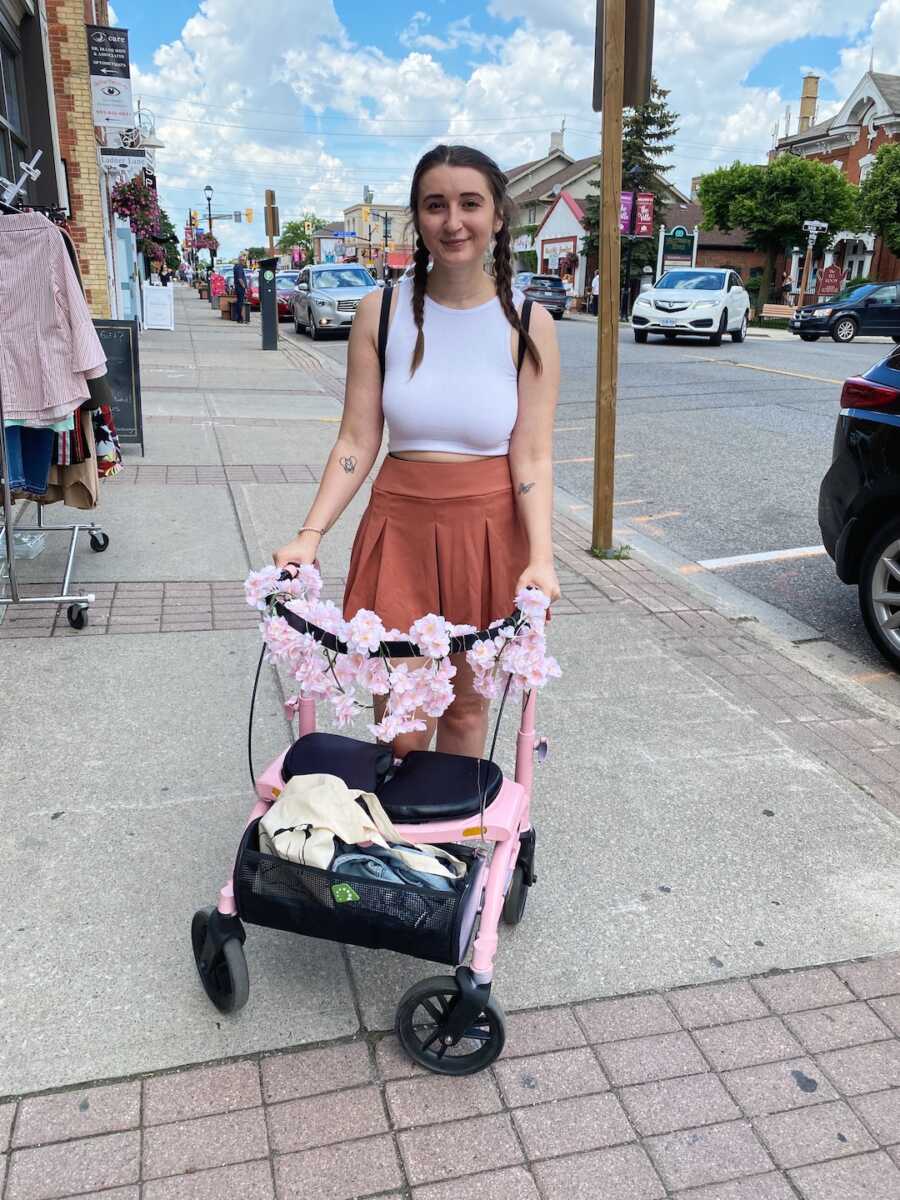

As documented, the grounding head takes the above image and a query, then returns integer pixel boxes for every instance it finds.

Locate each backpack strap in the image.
[377,286,392,383]
[517,298,534,378]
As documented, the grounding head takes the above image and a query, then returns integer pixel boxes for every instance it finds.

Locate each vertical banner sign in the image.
[619,191,635,235]
[86,26,133,127]
[634,192,654,237]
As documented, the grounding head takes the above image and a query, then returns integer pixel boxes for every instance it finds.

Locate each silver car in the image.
[292,264,378,339]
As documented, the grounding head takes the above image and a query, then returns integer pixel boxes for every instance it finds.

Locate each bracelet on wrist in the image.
[297,526,324,539]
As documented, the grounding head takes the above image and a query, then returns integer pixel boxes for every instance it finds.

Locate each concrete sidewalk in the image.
[1,286,898,1198]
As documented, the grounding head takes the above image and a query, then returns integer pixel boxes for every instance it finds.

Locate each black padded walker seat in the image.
[375,750,503,823]
[279,734,503,824]
[281,732,393,793]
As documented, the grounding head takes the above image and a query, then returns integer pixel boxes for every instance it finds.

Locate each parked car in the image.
[522,274,566,319]
[217,264,236,294]
[790,281,900,344]
[819,344,900,666]
[514,271,534,290]
[276,272,299,320]
[247,271,260,309]
[631,268,750,345]
[292,264,378,339]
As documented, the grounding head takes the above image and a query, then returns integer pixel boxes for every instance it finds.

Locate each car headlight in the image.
[633,296,651,307]
[813,307,833,318]
[313,294,334,307]
[692,300,717,309]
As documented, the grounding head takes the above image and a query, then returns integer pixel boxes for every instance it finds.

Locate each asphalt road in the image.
[283,315,897,671]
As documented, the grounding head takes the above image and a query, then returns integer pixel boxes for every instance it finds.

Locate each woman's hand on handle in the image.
[515,560,561,605]
[273,529,322,569]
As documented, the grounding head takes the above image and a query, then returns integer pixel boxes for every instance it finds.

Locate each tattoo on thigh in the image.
[518,481,535,495]
[339,455,357,474]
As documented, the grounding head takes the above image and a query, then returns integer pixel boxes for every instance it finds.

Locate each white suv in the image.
[631,268,750,346]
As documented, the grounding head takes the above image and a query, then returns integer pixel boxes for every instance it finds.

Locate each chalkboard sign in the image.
[92,317,143,452]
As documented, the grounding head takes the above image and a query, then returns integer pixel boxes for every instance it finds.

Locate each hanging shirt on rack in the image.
[0,211,107,425]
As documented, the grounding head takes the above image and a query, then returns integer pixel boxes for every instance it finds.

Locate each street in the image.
[289,318,892,671]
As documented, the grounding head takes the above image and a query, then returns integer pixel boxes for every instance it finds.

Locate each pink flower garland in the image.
[244,565,560,739]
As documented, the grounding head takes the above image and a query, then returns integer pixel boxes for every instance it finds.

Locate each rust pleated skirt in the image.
[343,455,529,632]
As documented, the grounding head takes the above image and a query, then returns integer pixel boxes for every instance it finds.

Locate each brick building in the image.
[45,0,113,315]
[773,71,900,287]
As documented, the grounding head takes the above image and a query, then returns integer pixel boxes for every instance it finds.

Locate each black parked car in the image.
[819,345,900,665]
[791,281,900,344]
[522,274,567,319]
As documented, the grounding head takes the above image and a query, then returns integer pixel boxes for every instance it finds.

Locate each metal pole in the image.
[591,0,626,554]
[207,195,215,272]
[798,233,814,306]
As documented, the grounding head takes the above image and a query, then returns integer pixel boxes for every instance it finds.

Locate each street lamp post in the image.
[204,184,215,273]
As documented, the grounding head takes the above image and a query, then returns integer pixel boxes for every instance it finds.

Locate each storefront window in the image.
[0,38,26,193]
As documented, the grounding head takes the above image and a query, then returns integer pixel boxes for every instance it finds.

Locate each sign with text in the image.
[619,191,635,235]
[92,318,143,450]
[87,25,133,127]
[142,283,175,331]
[634,192,654,237]
[817,264,845,295]
[661,228,696,273]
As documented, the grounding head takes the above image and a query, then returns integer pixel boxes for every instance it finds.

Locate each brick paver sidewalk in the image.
[2,956,898,1199]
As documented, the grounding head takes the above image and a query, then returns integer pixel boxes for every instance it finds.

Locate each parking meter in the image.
[258,257,278,351]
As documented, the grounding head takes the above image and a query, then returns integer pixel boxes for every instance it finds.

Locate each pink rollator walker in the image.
[191,578,548,1075]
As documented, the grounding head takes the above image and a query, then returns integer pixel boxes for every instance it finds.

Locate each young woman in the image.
[273,144,561,760]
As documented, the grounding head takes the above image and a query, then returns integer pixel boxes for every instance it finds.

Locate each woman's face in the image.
[416,164,503,270]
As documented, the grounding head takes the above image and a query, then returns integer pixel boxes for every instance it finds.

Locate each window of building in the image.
[527,205,536,224]
[0,38,26,190]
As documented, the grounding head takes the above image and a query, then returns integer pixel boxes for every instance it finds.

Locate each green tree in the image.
[276,213,326,265]
[698,154,860,306]
[243,245,268,264]
[582,77,679,280]
[157,208,181,271]
[858,143,900,258]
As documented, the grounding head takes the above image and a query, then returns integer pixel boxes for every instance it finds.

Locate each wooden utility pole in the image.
[592,0,627,554]
[264,189,279,258]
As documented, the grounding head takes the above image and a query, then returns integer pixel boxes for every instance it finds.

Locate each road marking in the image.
[692,357,843,385]
[553,454,634,464]
[699,545,827,570]
[613,499,647,507]
[632,510,682,524]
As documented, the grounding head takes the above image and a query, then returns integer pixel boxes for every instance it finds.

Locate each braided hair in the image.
[407,144,543,379]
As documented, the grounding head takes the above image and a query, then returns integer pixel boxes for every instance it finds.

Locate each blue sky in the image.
[107,1,897,259]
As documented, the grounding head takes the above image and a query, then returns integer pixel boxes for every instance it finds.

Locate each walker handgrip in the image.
[269,598,522,659]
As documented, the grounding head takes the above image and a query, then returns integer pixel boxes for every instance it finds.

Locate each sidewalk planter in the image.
[198,284,208,299]
[219,297,233,319]
[231,300,250,322]
[233,817,485,966]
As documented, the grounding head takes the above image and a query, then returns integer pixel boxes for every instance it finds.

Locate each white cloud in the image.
[133,0,900,259]
[107,3,119,25]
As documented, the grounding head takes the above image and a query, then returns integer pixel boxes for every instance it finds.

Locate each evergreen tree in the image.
[581,77,679,280]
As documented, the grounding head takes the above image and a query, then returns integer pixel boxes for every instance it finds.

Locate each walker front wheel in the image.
[396,975,505,1075]
[191,906,249,1014]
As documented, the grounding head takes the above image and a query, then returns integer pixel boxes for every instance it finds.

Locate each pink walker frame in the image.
[216,690,544,983]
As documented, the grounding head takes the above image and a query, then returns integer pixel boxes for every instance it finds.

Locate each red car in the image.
[276,272,299,320]
[247,271,260,310]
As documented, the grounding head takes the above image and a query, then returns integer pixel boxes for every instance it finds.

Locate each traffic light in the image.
[245,208,253,224]
[362,207,370,225]
[304,219,313,236]
[384,216,392,240]
[190,210,199,227]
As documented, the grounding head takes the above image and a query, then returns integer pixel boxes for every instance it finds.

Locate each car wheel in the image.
[731,311,748,343]
[293,309,301,334]
[832,316,858,343]
[309,313,320,341]
[859,517,900,670]
[709,311,727,347]
[633,330,648,344]
[799,333,821,342]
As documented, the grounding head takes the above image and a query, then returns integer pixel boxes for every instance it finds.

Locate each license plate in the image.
[661,318,676,327]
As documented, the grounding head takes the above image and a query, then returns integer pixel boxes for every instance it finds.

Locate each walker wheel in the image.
[89,532,110,553]
[502,865,529,926]
[395,975,505,1075]
[191,906,249,1014]
[66,605,87,629]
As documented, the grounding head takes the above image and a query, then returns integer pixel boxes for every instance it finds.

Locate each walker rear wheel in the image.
[396,975,505,1075]
[502,865,529,926]
[191,906,249,1014]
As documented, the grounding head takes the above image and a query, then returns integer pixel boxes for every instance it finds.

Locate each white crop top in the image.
[382,278,524,456]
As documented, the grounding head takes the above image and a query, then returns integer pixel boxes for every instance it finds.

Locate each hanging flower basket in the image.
[110,176,161,240]
[140,239,165,264]
[194,232,219,253]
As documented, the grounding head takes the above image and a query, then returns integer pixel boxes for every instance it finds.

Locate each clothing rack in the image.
[0,150,109,631]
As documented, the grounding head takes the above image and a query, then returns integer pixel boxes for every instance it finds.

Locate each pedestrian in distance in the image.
[590,268,600,315]
[273,143,561,760]
[159,263,171,287]
[232,253,249,323]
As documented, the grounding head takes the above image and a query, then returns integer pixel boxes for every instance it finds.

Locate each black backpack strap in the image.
[517,298,534,377]
[378,286,393,383]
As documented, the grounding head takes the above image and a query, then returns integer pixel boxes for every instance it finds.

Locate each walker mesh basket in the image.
[234,818,486,966]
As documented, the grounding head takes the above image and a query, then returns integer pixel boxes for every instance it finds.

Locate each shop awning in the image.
[387,251,412,268]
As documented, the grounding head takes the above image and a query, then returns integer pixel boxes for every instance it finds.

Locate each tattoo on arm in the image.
[339,455,357,474]
[518,481,535,495]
